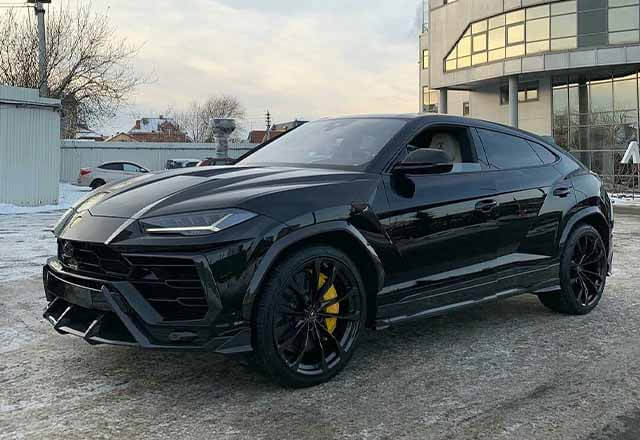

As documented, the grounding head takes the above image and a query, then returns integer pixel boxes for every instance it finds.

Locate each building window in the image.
[500,81,539,105]
[552,71,640,177]
[463,101,470,116]
[423,49,429,69]
[441,0,635,72]
[423,86,439,113]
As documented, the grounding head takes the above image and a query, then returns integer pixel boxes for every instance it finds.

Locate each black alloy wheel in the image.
[538,224,607,315]
[570,232,607,307]
[253,246,366,387]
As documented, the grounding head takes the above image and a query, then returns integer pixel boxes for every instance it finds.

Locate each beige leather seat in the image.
[429,133,462,163]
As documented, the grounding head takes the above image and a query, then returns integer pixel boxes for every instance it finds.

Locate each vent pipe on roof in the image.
[211,118,236,160]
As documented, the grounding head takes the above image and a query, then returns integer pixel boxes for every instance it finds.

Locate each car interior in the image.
[405,126,481,173]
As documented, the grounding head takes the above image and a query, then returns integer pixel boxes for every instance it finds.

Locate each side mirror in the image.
[392,148,454,175]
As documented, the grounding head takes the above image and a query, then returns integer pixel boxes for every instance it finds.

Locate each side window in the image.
[477,129,543,169]
[122,163,140,172]
[99,163,123,171]
[528,141,558,164]
[403,125,482,173]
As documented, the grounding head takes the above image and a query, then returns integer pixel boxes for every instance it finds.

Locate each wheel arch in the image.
[560,207,611,253]
[90,178,105,188]
[242,221,385,326]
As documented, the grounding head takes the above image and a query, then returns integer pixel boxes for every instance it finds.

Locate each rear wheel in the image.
[538,224,607,315]
[253,245,367,387]
[90,179,105,190]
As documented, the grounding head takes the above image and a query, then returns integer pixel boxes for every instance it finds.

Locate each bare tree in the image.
[173,95,246,142]
[0,2,147,137]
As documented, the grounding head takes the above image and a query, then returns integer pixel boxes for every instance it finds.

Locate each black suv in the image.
[43,115,614,387]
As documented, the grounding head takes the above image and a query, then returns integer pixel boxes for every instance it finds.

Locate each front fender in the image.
[241,221,385,320]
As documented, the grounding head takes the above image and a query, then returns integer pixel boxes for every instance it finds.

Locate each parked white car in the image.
[76,161,150,189]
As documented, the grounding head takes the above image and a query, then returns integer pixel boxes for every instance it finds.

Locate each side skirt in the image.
[374,264,560,330]
[374,288,525,330]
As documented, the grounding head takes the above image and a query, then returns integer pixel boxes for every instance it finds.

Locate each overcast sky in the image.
[51,0,423,135]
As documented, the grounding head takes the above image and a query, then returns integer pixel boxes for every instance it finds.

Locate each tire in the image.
[538,224,607,315]
[252,245,367,387]
[90,179,105,190]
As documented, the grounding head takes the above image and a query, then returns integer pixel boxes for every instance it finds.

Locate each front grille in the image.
[58,240,130,279]
[57,240,209,322]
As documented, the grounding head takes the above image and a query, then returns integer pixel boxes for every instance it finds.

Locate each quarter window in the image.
[478,129,543,169]
[529,141,558,164]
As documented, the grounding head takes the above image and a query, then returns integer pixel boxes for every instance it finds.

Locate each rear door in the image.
[376,124,502,320]
[476,128,569,290]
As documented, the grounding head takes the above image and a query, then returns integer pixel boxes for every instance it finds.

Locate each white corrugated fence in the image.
[60,141,257,183]
[0,86,61,206]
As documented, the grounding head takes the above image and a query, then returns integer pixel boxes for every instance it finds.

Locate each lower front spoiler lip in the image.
[42,262,252,354]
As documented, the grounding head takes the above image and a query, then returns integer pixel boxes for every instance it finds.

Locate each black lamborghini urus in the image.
[43,114,614,387]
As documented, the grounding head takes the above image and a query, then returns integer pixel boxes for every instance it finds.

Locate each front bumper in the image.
[42,258,252,353]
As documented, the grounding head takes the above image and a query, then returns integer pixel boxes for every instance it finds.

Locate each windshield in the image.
[237,118,406,169]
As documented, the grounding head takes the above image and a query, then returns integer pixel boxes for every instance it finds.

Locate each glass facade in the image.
[552,70,640,179]
[423,86,439,113]
[445,0,640,72]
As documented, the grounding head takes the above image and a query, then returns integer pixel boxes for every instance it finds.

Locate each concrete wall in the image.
[0,86,61,206]
[469,76,552,135]
[59,141,257,183]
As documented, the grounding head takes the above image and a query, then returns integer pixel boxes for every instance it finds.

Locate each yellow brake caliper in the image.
[318,273,339,333]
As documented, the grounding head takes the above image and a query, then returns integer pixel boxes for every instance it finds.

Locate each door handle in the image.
[553,187,571,198]
[475,199,498,212]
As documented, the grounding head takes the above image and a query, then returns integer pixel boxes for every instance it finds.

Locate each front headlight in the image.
[140,209,257,236]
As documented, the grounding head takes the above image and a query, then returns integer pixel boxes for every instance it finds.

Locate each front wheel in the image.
[252,245,367,387]
[538,224,608,315]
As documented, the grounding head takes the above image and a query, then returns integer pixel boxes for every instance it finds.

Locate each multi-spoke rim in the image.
[570,233,607,307]
[273,257,362,376]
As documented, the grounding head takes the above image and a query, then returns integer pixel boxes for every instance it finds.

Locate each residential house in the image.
[127,115,189,142]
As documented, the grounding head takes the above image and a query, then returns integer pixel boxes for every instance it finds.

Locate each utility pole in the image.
[265,110,271,141]
[29,1,49,96]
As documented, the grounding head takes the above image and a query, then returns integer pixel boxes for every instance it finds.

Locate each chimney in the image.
[134,120,141,129]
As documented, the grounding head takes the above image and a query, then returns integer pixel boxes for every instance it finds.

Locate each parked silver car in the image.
[75,161,150,189]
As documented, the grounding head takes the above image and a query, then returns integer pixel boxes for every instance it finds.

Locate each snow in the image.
[0,183,92,282]
[611,193,640,207]
[0,211,60,283]
[0,183,91,215]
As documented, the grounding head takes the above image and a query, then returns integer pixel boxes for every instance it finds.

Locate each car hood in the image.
[82,165,379,222]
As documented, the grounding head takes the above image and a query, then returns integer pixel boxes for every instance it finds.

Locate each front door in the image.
[376,124,501,320]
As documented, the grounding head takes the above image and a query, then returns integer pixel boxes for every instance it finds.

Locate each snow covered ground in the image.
[0,184,91,283]
[0,183,90,215]
[611,193,640,207]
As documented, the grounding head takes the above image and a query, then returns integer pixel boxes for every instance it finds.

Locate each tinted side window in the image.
[528,141,558,164]
[477,129,543,169]
[99,163,123,171]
